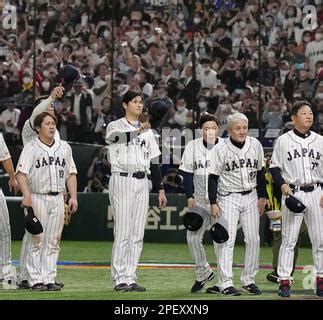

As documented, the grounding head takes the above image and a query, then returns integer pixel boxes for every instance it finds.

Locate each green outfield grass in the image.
[0,241,318,300]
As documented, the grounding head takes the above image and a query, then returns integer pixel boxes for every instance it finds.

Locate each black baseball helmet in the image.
[285,194,306,213]
[57,64,80,94]
[25,207,43,235]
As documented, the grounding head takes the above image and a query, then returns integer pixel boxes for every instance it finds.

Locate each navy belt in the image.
[290,183,319,193]
[48,192,59,196]
[237,190,252,195]
[119,172,146,179]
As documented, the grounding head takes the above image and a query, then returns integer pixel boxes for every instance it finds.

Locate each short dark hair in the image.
[34,112,57,130]
[291,100,312,116]
[199,113,219,128]
[122,90,142,104]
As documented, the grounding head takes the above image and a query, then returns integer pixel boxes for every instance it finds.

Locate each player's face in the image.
[201,121,219,144]
[124,96,143,118]
[292,105,313,130]
[38,115,56,140]
[228,120,248,142]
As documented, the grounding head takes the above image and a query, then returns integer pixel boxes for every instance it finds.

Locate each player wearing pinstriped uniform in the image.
[208,113,266,296]
[179,114,224,293]
[269,101,323,298]
[106,90,167,292]
[0,132,19,287]
[16,112,77,291]
[18,87,65,289]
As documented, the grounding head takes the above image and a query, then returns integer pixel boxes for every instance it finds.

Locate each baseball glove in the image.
[266,210,282,220]
[64,203,72,226]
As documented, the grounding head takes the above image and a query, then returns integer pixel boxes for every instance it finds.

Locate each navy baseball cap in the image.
[285,194,306,213]
[25,207,43,235]
[183,206,209,231]
[57,64,80,94]
[210,216,229,244]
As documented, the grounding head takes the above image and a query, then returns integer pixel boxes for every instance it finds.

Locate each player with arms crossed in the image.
[16,112,77,291]
[269,101,323,298]
[106,90,167,292]
[179,113,224,293]
[207,113,266,296]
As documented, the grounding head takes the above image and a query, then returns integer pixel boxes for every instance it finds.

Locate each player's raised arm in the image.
[29,86,64,129]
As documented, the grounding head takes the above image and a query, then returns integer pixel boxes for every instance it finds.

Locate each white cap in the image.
[142,83,153,97]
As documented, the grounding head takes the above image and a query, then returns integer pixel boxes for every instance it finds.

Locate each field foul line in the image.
[11,260,308,270]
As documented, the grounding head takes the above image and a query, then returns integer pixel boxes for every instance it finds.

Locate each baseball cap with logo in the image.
[25,207,43,235]
[210,216,229,243]
[183,206,209,231]
[285,194,306,213]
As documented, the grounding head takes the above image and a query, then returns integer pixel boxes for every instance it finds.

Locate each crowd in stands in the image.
[0,0,323,192]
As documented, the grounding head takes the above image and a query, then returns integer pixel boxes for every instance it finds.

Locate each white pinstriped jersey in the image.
[16,138,77,194]
[0,133,11,162]
[270,130,323,185]
[105,118,161,174]
[209,136,264,194]
[179,137,224,202]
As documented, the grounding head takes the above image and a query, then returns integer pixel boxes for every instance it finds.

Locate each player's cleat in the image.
[31,283,48,291]
[3,277,17,289]
[114,283,131,292]
[191,272,215,293]
[18,280,30,289]
[266,270,279,283]
[129,283,146,292]
[46,283,61,291]
[242,283,262,295]
[278,280,291,298]
[221,286,241,296]
[55,281,64,289]
[315,277,323,297]
[206,285,221,294]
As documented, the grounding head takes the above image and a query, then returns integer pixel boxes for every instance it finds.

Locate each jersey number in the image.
[59,170,64,179]
[249,171,257,180]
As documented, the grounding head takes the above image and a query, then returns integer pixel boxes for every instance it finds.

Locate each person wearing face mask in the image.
[293,31,312,60]
[40,79,52,95]
[168,97,192,129]
[198,58,218,89]
[305,26,323,74]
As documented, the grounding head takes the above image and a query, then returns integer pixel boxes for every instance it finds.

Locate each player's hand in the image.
[8,177,19,195]
[21,195,32,208]
[320,194,323,208]
[187,197,196,209]
[138,122,151,134]
[210,203,220,218]
[68,197,78,214]
[50,85,65,100]
[258,197,266,215]
[158,190,167,209]
[281,183,292,196]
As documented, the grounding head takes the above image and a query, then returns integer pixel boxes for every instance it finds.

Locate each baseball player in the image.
[179,113,224,293]
[0,132,19,288]
[208,113,266,296]
[18,86,65,290]
[269,101,323,298]
[106,90,167,292]
[16,112,78,291]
